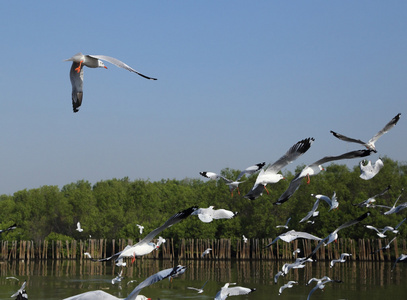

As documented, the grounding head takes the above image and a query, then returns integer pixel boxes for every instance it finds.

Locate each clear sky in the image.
[0,1,406,195]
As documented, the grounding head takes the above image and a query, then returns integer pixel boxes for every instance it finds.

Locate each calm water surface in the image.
[0,259,406,299]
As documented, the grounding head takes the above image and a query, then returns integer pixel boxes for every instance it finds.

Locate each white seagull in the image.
[371,236,397,254]
[0,223,17,234]
[136,224,144,234]
[63,265,182,300]
[192,206,237,223]
[235,162,266,181]
[76,222,83,232]
[307,277,342,300]
[278,281,297,295]
[265,230,321,248]
[201,248,212,258]
[242,235,248,243]
[352,185,391,208]
[391,254,407,272]
[214,282,256,300]
[375,189,406,215]
[307,212,370,258]
[112,270,124,285]
[330,113,401,152]
[292,248,301,257]
[330,253,352,268]
[90,207,197,262]
[65,52,157,113]
[312,191,339,210]
[276,217,291,229]
[281,257,313,275]
[245,138,315,200]
[199,172,244,197]
[393,218,406,233]
[365,225,395,238]
[276,149,372,205]
[360,158,384,180]
[187,280,209,293]
[11,280,27,298]
[300,197,321,223]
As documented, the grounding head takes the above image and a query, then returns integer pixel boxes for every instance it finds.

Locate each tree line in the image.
[0,157,406,245]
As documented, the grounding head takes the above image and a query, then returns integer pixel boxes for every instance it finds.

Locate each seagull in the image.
[192,206,237,223]
[235,162,266,181]
[371,236,397,254]
[274,271,284,284]
[375,189,406,215]
[168,265,187,282]
[276,217,291,229]
[307,212,370,259]
[242,235,248,243]
[136,224,144,234]
[112,270,124,285]
[214,282,256,300]
[265,230,321,248]
[391,254,407,272]
[365,225,394,238]
[307,277,342,300]
[278,281,297,295]
[0,223,17,234]
[187,280,209,293]
[281,257,313,275]
[201,248,212,258]
[330,113,401,153]
[312,191,339,210]
[76,222,83,232]
[199,172,244,196]
[330,253,352,268]
[244,137,314,200]
[65,52,157,113]
[292,248,301,257]
[63,265,182,300]
[89,207,197,262]
[11,280,27,300]
[352,185,391,208]
[276,149,372,205]
[360,158,384,180]
[306,276,331,286]
[300,197,321,223]
[393,218,406,234]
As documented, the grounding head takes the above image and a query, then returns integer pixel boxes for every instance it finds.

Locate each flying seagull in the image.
[199,172,244,197]
[306,212,370,259]
[11,281,27,299]
[214,282,256,300]
[307,277,342,300]
[276,149,372,205]
[278,281,298,295]
[352,185,391,208]
[87,207,197,262]
[192,206,237,223]
[276,217,291,229]
[187,280,209,293]
[65,52,157,112]
[265,230,321,248]
[300,197,321,223]
[0,223,17,234]
[330,253,352,268]
[330,113,401,153]
[391,254,407,272]
[236,162,266,181]
[76,222,83,232]
[375,189,406,215]
[201,248,212,258]
[371,236,397,255]
[244,137,314,200]
[312,192,339,211]
[360,158,384,180]
[136,224,144,234]
[63,265,183,300]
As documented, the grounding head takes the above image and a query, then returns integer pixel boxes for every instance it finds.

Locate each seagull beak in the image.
[104,66,108,69]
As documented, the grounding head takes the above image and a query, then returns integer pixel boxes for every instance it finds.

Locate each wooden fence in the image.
[0,238,405,261]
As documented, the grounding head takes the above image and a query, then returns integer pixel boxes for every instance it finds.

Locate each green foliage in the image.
[0,158,406,243]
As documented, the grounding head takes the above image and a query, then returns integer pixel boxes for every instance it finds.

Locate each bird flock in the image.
[2,56,404,300]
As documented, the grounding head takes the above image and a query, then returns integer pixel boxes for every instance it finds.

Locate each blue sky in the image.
[0,1,406,195]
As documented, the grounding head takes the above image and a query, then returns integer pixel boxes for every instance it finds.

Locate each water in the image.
[0,259,406,299]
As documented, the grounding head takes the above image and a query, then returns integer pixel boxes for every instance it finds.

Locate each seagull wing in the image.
[69,62,84,113]
[226,286,256,296]
[266,138,314,173]
[333,212,371,234]
[236,162,265,181]
[125,267,176,300]
[369,113,401,144]
[312,149,372,166]
[330,131,367,146]
[212,209,235,220]
[89,55,157,80]
[300,199,320,223]
[138,206,197,245]
[275,175,303,205]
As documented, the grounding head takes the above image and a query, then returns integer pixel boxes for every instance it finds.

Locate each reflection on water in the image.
[0,258,406,299]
